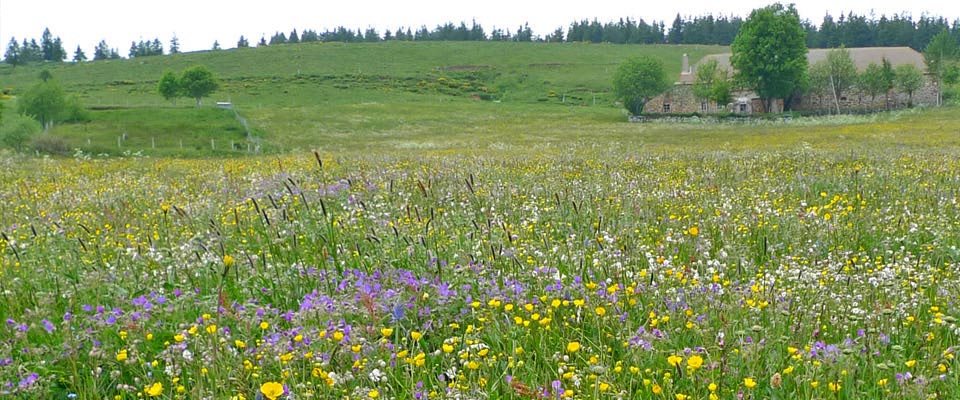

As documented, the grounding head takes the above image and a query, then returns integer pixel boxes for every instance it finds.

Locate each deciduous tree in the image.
[17,77,66,130]
[859,62,889,103]
[158,71,181,105]
[730,3,808,112]
[824,47,858,113]
[179,65,218,107]
[692,59,733,109]
[612,55,670,115]
[895,64,924,106]
[923,30,958,105]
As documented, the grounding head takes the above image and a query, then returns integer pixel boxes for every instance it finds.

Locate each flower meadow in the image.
[1,148,959,399]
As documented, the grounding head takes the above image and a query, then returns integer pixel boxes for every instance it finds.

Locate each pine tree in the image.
[94,40,111,61]
[72,45,87,62]
[668,14,684,44]
[4,38,22,68]
[258,36,268,47]
[289,29,300,43]
[170,35,180,54]
[212,41,221,51]
[237,36,249,48]
[269,32,287,45]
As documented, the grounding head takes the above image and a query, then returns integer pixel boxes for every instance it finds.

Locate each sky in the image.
[1,0,958,56]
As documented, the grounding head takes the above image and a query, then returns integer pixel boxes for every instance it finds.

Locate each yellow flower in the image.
[828,381,841,392]
[235,339,246,348]
[688,226,700,236]
[652,384,662,394]
[260,381,285,400]
[223,254,235,267]
[567,341,581,353]
[174,334,185,342]
[667,354,683,367]
[877,378,888,386]
[783,365,794,374]
[467,361,480,369]
[810,381,819,388]
[116,349,128,362]
[686,355,703,371]
[708,382,717,392]
[206,324,217,335]
[411,331,423,341]
[381,327,394,337]
[333,331,345,341]
[442,343,454,353]
[905,360,917,368]
[145,382,163,397]
[368,389,380,398]
[260,321,269,330]
[675,394,689,400]
[595,306,606,316]
[599,382,610,391]
[744,377,757,388]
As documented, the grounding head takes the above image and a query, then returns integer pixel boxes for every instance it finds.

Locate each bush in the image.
[1,114,41,152]
[32,134,69,155]
[63,97,91,123]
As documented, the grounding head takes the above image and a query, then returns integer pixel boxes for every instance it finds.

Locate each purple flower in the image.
[41,319,55,334]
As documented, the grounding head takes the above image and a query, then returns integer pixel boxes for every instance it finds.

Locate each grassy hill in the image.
[0,42,725,156]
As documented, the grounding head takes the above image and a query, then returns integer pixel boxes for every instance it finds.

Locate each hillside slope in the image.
[0,42,725,155]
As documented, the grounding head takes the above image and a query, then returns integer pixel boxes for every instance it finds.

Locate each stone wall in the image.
[643,76,939,115]
[793,77,938,113]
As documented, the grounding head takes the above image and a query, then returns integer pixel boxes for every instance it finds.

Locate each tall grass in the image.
[1,141,959,399]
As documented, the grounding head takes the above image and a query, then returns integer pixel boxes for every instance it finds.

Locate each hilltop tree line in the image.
[5,12,960,66]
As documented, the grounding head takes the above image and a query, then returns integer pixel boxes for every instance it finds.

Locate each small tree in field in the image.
[179,66,218,107]
[158,71,181,105]
[612,55,670,115]
[859,62,889,104]
[693,59,733,110]
[895,64,924,107]
[18,79,66,130]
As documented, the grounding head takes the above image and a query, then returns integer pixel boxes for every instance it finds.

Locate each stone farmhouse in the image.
[645,47,938,115]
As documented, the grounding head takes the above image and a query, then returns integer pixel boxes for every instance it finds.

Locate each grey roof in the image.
[677,47,925,83]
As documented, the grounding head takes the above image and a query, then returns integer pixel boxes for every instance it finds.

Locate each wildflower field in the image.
[1,144,960,400]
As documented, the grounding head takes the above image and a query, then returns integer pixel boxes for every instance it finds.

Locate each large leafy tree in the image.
[179,65,219,107]
[612,55,670,115]
[923,30,958,105]
[730,3,808,113]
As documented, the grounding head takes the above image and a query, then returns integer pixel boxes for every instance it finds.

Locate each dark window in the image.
[663,104,671,113]
[701,102,707,112]
[739,103,747,112]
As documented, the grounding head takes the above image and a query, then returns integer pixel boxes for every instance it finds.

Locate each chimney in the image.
[682,54,690,74]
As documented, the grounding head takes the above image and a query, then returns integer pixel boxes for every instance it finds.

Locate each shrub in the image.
[32,134,69,155]
[1,114,41,152]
